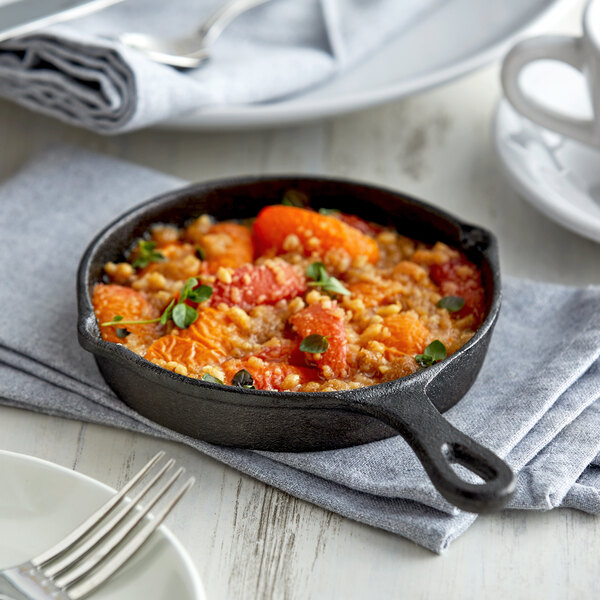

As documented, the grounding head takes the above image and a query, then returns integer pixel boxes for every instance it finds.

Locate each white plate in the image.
[0,450,205,600]
[494,59,600,244]
[163,0,573,130]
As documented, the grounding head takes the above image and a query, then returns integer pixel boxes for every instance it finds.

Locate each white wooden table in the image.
[1,3,599,598]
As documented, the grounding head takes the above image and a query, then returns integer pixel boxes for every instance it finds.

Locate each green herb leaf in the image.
[178,277,199,303]
[131,240,164,269]
[187,284,212,304]
[437,296,465,313]
[300,334,330,354]
[282,189,309,208]
[172,303,198,329]
[113,315,124,322]
[159,299,176,325]
[201,373,224,385]
[318,208,340,216]
[116,328,130,339]
[306,262,327,281]
[196,246,205,260]
[415,340,447,368]
[305,262,350,296]
[232,369,255,389]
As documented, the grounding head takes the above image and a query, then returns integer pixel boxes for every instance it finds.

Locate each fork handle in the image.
[197,0,272,48]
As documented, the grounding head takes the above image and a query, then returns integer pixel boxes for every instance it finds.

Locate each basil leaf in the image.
[187,284,212,304]
[196,246,205,260]
[415,340,447,368]
[437,296,465,313]
[318,208,340,216]
[172,303,198,329]
[282,189,309,208]
[159,299,175,326]
[300,334,329,354]
[116,328,130,339]
[232,369,255,388]
[201,373,224,385]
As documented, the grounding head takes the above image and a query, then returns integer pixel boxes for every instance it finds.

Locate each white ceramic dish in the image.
[0,450,205,600]
[494,60,600,243]
[162,0,573,130]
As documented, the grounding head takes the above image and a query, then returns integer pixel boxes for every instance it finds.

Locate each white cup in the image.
[501,0,600,147]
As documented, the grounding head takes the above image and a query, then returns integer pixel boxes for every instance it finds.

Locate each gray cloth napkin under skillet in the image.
[1,146,600,553]
[0,0,441,133]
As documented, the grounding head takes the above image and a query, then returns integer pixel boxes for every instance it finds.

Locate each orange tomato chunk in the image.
[221,359,317,391]
[429,257,485,325]
[290,302,348,378]
[210,261,306,310]
[253,205,379,263]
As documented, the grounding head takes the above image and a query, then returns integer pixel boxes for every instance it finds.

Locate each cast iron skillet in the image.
[77,176,515,514]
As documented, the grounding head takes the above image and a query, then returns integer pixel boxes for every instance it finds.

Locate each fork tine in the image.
[65,477,195,600]
[43,458,176,578]
[54,467,186,589]
[32,451,165,567]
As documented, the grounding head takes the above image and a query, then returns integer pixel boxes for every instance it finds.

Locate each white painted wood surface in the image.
[1,2,599,598]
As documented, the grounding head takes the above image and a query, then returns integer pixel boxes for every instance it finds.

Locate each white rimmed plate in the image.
[162,0,574,130]
[494,59,600,244]
[0,450,205,600]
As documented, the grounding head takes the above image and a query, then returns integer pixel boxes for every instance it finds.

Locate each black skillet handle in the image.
[355,389,515,513]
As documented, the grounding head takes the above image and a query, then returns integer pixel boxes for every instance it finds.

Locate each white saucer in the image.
[0,450,205,600]
[494,63,600,243]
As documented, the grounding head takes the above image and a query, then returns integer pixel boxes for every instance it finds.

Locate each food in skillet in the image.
[93,194,485,392]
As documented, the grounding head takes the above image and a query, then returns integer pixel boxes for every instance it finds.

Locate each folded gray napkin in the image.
[1,146,599,553]
[0,0,441,133]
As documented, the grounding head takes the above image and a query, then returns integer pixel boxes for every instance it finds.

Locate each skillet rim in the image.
[77,174,501,410]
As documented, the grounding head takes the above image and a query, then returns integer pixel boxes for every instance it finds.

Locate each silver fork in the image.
[0,452,194,600]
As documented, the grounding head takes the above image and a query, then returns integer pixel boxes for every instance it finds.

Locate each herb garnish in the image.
[116,328,130,339]
[201,373,224,385]
[131,240,164,269]
[195,246,205,260]
[437,296,465,313]
[282,189,309,208]
[100,277,212,330]
[318,208,340,216]
[415,340,447,368]
[232,369,255,388]
[300,334,330,354]
[306,262,350,296]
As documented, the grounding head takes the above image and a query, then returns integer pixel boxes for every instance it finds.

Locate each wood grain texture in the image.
[0,1,598,597]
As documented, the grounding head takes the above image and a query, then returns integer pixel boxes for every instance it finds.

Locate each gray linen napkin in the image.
[0,0,441,133]
[1,146,599,553]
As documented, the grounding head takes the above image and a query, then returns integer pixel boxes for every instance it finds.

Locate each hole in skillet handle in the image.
[353,383,515,514]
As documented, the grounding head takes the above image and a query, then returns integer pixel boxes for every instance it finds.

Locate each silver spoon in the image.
[117,0,272,69]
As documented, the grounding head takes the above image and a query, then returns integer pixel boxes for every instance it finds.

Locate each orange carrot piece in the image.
[378,312,430,356]
[145,336,226,373]
[253,205,379,263]
[201,222,254,272]
[92,284,163,346]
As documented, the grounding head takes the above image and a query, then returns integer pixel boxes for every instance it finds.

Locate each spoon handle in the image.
[197,0,273,48]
